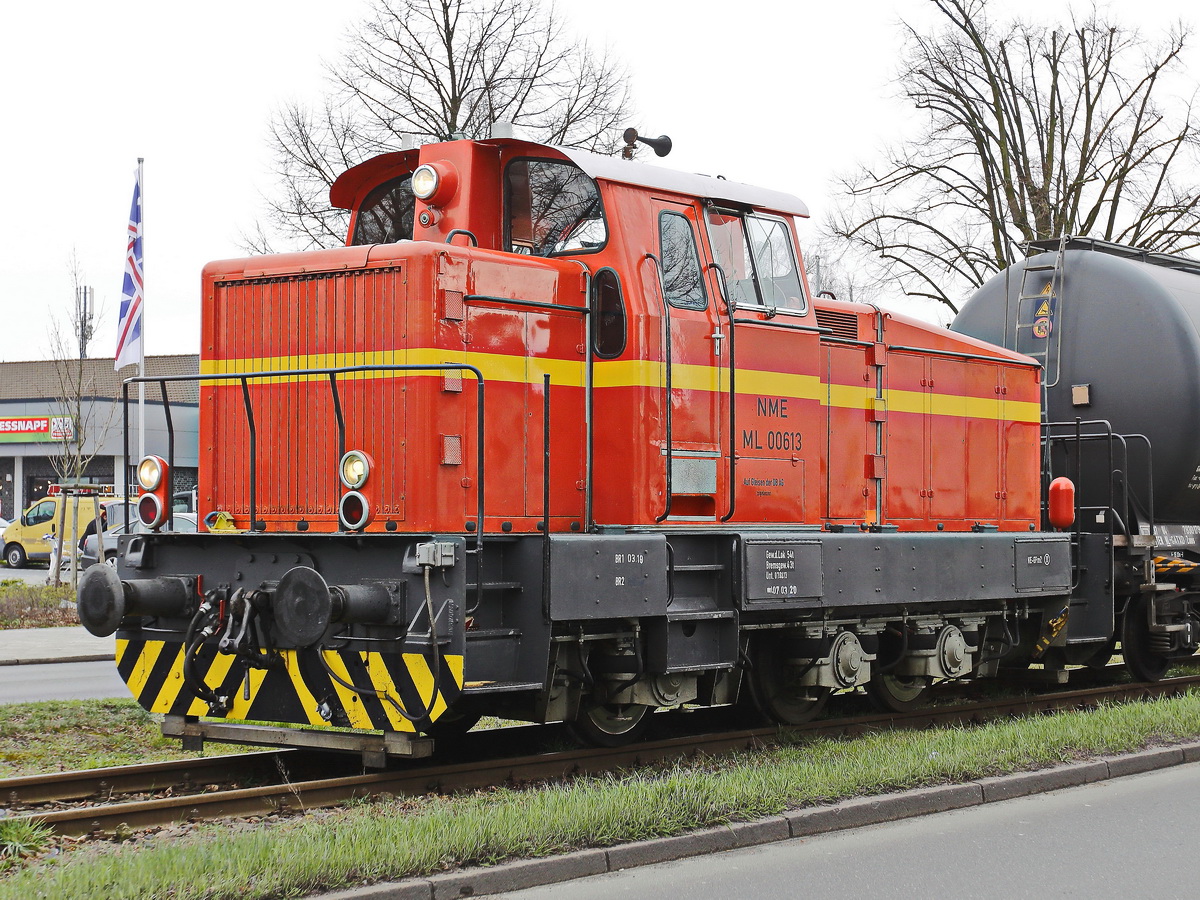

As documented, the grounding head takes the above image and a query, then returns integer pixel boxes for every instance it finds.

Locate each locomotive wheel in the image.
[747,633,831,725]
[1121,596,1170,683]
[864,673,929,713]
[566,701,651,747]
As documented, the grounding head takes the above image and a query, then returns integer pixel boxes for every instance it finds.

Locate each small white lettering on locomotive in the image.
[1026,554,1052,566]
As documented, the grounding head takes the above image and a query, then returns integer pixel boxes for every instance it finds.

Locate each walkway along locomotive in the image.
[78,132,1153,761]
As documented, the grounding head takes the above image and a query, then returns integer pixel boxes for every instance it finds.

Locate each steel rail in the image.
[6,673,1200,837]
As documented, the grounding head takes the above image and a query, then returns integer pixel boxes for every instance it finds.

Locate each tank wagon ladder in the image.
[1014,233,1070,405]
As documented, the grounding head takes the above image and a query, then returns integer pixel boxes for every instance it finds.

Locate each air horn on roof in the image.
[621,128,673,160]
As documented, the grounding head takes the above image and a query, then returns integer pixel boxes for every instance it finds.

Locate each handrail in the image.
[642,253,673,523]
[122,362,488,612]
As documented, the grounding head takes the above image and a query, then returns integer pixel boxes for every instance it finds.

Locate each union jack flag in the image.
[115,165,144,371]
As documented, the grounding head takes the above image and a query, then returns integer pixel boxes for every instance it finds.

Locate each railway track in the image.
[5,672,1200,838]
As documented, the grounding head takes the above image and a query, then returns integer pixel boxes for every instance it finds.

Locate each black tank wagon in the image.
[954,237,1200,679]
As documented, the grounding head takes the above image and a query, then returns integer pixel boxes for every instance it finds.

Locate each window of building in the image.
[591,268,626,358]
[351,175,416,245]
[505,159,607,257]
[658,212,708,310]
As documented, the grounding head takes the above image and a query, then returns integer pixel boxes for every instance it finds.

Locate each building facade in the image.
[0,354,198,519]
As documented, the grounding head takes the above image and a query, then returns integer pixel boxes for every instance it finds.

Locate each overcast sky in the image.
[2,0,1194,363]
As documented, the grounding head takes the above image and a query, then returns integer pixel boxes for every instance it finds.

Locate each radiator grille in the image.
[815,309,860,340]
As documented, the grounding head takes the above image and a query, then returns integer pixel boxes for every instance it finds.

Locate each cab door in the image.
[653,199,726,520]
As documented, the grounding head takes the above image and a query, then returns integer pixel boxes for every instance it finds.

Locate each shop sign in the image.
[0,416,75,443]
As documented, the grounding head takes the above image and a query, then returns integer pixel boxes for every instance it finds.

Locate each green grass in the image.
[5,691,1200,900]
[0,581,76,629]
[0,820,53,871]
[0,700,219,777]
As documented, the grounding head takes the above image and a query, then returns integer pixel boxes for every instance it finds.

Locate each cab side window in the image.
[591,268,626,359]
[658,212,707,310]
[705,208,806,312]
[745,215,805,311]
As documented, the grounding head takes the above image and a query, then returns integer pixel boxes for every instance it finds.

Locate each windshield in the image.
[351,175,416,245]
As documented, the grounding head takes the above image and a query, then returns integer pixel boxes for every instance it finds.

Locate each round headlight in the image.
[137,455,164,491]
[339,450,371,490]
[411,164,439,200]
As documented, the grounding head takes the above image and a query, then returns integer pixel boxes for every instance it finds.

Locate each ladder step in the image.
[466,581,523,592]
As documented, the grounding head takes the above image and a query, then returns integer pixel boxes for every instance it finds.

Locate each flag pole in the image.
[137,157,146,467]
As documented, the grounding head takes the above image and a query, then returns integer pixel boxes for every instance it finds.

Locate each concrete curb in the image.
[0,654,112,667]
[316,740,1200,899]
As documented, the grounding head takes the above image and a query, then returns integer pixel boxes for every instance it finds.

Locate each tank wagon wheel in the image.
[864,673,929,713]
[567,701,652,747]
[747,633,831,725]
[1121,595,1170,683]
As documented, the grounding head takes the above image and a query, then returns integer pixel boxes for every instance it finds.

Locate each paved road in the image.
[0,564,64,586]
[0,660,129,704]
[498,762,1200,900]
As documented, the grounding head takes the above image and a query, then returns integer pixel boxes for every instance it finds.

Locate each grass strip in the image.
[5,690,1200,899]
[0,700,232,777]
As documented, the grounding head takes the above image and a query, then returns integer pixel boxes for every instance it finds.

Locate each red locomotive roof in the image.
[329,138,809,218]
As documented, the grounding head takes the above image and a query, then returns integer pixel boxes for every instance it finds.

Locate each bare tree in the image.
[47,255,119,587]
[829,0,1200,312]
[251,0,634,253]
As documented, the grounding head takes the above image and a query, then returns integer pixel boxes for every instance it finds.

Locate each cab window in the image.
[505,159,607,257]
[658,212,708,310]
[26,500,55,526]
[705,208,806,312]
[591,268,626,358]
[352,175,415,245]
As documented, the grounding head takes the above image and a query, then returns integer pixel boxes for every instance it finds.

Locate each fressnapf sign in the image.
[0,416,75,443]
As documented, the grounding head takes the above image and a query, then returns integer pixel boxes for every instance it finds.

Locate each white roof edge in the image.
[482,138,809,218]
[556,146,809,218]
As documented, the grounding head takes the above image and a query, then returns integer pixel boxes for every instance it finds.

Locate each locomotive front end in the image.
[76,235,490,758]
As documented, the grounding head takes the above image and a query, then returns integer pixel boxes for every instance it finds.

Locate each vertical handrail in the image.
[122,383,130,507]
[160,380,175,531]
[328,372,346,463]
[240,377,257,532]
[709,262,738,523]
[542,374,551,619]
[644,253,673,522]
[474,374,485,614]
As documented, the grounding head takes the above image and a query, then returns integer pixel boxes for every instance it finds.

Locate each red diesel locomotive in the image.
[80,131,1108,759]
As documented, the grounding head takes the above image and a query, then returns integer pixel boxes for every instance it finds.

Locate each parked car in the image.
[80,512,197,568]
[4,495,126,568]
